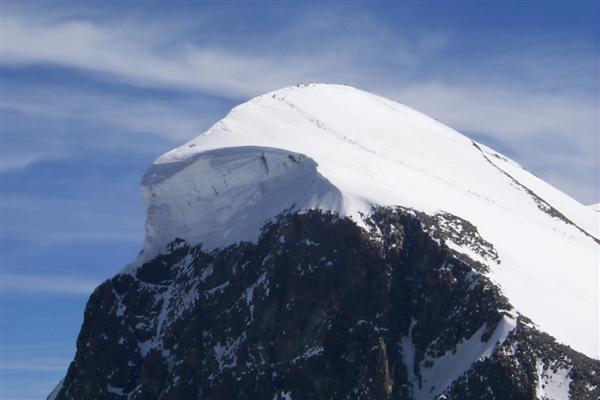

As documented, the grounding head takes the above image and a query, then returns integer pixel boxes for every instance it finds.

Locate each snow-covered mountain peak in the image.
[157,83,471,164]
[139,83,598,359]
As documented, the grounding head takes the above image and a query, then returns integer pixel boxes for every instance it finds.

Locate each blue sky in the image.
[1,1,598,398]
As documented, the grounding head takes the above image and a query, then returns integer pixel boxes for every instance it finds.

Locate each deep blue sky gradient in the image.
[1,2,599,398]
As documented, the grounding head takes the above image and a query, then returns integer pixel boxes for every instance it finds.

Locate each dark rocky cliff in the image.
[50,208,600,400]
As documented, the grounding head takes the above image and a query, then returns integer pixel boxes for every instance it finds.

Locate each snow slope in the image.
[402,316,517,400]
[139,83,599,359]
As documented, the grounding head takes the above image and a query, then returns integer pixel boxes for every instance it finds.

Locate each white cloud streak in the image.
[1,151,64,172]
[4,86,215,141]
[2,273,100,295]
[2,12,334,97]
[2,5,598,202]
[2,192,145,246]
[0,6,434,97]
[388,81,599,203]
[1,84,226,171]
[395,82,597,141]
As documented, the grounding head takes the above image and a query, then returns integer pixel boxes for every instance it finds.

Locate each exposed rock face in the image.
[51,208,600,399]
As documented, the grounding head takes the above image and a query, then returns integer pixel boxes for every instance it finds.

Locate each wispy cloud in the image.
[0,6,436,173]
[2,10,329,97]
[395,82,597,141]
[2,191,145,246]
[2,3,598,202]
[1,152,65,172]
[1,75,232,169]
[3,87,213,141]
[2,273,100,295]
[390,81,599,202]
[1,356,72,372]
[0,5,439,97]
[0,343,75,382]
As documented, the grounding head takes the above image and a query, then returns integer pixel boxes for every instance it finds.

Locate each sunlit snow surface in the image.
[536,359,572,400]
[402,316,517,400]
[140,83,599,359]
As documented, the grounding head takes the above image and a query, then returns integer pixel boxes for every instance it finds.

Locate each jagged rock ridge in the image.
[52,208,599,399]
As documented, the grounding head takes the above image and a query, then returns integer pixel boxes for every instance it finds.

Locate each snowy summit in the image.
[139,83,598,359]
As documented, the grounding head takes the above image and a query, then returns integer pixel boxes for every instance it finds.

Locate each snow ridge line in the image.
[471,141,599,245]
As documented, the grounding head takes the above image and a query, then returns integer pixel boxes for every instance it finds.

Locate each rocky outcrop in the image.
[51,208,600,399]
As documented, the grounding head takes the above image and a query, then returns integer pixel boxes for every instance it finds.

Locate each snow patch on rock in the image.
[536,359,572,400]
[403,315,516,400]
